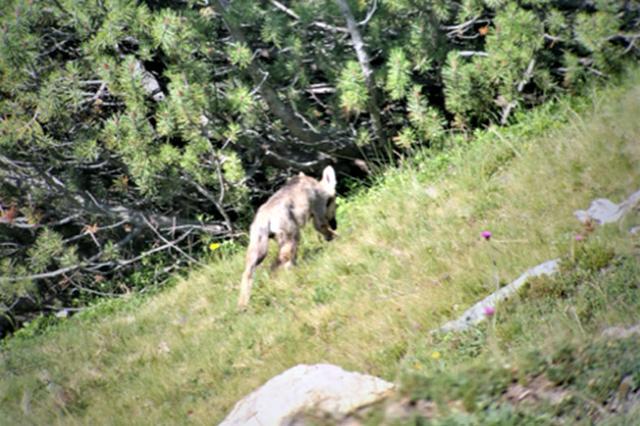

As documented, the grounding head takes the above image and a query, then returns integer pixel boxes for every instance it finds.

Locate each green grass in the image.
[369,232,640,425]
[2,69,640,425]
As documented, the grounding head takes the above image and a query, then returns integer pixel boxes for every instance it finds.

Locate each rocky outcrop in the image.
[219,364,395,426]
[574,189,640,225]
[439,188,640,334]
[437,259,559,333]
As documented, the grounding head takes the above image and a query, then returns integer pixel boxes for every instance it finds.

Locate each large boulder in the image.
[219,364,395,426]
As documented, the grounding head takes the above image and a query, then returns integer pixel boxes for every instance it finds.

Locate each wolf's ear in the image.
[321,166,337,190]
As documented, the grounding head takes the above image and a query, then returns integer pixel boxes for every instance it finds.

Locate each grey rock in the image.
[438,259,559,333]
[601,323,640,339]
[574,189,640,225]
[219,364,395,426]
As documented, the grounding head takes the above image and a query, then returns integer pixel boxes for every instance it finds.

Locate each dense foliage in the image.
[1,0,638,334]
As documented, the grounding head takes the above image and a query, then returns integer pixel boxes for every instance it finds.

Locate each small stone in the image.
[55,309,69,319]
[425,186,439,199]
[384,398,412,421]
[157,341,170,354]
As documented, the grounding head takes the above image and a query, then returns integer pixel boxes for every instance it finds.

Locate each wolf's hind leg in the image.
[238,234,268,309]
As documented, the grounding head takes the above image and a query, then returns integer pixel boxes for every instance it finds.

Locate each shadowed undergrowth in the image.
[2,70,640,425]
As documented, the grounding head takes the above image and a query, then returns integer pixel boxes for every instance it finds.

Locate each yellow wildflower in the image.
[209,242,221,251]
[431,351,441,360]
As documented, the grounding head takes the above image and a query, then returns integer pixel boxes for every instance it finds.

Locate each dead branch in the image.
[270,0,348,33]
[500,58,536,125]
[458,51,489,57]
[1,156,229,236]
[142,214,206,267]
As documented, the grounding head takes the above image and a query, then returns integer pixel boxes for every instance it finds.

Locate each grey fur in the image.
[238,166,338,308]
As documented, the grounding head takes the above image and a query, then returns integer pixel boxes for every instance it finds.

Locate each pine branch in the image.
[212,0,331,145]
[0,155,229,236]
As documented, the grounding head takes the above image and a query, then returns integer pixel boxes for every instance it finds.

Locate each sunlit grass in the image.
[2,70,640,425]
[389,228,640,424]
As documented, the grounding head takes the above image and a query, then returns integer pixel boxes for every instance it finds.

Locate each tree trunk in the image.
[335,0,386,146]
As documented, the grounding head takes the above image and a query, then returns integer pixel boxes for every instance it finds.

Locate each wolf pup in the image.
[238,166,338,309]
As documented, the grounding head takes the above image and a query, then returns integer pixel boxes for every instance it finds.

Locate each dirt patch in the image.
[502,375,570,406]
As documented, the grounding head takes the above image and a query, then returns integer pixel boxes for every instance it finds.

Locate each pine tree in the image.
[0,0,637,333]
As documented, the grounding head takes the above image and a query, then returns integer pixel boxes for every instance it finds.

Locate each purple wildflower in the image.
[483,306,495,317]
[481,230,492,241]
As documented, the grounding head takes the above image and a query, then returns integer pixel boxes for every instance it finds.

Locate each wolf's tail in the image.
[238,218,269,308]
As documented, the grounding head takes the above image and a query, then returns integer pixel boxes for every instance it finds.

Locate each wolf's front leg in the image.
[275,233,299,270]
[312,216,334,241]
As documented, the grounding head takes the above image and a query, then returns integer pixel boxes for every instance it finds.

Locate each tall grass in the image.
[2,70,640,425]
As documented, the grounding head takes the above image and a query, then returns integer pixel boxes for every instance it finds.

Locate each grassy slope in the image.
[356,235,640,425]
[1,70,640,425]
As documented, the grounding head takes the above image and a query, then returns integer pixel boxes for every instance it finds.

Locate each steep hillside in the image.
[2,70,640,425]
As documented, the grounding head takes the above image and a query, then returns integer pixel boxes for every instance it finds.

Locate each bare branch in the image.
[358,0,378,26]
[544,33,563,42]
[249,70,270,96]
[269,1,299,19]
[500,59,536,125]
[67,280,121,298]
[1,157,229,236]
[270,0,348,33]
[0,260,90,283]
[110,230,195,271]
[306,83,336,94]
[188,179,234,233]
[441,16,480,31]
[142,214,204,266]
[442,17,490,38]
[263,148,332,171]
[458,51,489,57]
